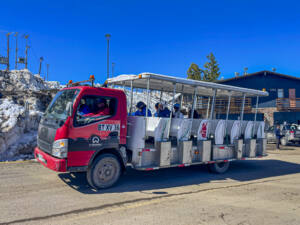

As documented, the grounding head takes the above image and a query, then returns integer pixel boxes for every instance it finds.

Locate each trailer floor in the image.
[1,144,300,225]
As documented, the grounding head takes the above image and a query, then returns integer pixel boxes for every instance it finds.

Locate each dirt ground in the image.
[0,144,300,225]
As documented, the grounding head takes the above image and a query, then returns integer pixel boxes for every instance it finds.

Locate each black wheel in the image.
[87,154,121,189]
[208,161,230,174]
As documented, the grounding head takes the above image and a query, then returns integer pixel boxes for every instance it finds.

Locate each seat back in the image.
[197,119,210,141]
[170,118,192,141]
[254,121,265,138]
[230,120,241,144]
[243,121,254,140]
[146,117,169,141]
[213,120,226,145]
[191,119,202,136]
[127,116,146,150]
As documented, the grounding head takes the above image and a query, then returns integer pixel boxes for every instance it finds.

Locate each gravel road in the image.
[0,144,300,225]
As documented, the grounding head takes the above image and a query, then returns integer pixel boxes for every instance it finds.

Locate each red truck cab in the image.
[35,85,128,189]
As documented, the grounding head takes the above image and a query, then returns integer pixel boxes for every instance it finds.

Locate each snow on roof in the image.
[107,72,268,97]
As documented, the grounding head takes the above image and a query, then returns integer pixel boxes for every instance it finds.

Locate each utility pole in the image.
[112,62,115,78]
[38,57,43,77]
[24,35,29,69]
[105,34,111,79]
[46,64,49,81]
[14,32,18,69]
[6,32,11,71]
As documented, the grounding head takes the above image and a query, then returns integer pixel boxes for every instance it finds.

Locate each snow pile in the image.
[0,99,42,161]
[0,69,63,91]
[0,69,59,161]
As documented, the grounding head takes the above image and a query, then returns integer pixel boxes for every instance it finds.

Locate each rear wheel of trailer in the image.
[87,153,122,189]
[208,161,230,174]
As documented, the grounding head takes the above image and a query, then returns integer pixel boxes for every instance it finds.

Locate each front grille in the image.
[37,138,52,154]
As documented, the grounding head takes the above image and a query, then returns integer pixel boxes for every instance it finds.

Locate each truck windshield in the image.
[45,89,79,120]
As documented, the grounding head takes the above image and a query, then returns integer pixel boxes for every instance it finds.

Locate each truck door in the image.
[67,94,121,167]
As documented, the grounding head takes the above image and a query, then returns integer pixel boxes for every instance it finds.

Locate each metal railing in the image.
[196,97,252,114]
[276,98,300,111]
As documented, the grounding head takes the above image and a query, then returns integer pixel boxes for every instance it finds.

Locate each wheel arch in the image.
[88,148,126,171]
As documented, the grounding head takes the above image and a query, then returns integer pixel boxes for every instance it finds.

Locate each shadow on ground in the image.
[58,159,300,194]
[267,143,300,150]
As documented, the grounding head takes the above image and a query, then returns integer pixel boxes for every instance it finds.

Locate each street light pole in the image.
[6,32,11,71]
[112,62,115,78]
[38,56,43,77]
[24,35,29,69]
[14,32,18,69]
[105,34,111,79]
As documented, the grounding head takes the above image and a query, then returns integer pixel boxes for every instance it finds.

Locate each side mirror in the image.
[66,102,73,117]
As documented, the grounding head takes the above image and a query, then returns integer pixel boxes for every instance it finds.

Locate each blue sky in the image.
[0,0,300,84]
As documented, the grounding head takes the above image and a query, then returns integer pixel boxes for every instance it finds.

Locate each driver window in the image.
[74,95,117,127]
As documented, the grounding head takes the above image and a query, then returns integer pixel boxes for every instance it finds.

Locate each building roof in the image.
[218,70,300,83]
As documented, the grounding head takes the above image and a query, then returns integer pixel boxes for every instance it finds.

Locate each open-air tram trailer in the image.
[34,73,268,189]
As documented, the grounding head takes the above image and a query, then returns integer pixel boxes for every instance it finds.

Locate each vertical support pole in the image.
[180,84,184,107]
[225,94,232,123]
[252,96,259,137]
[159,90,163,102]
[239,93,246,137]
[224,94,232,143]
[240,94,246,122]
[129,80,133,114]
[14,32,18,69]
[166,83,176,138]
[206,97,211,119]
[191,87,197,119]
[146,78,150,117]
[180,94,183,107]
[145,78,151,140]
[210,89,217,120]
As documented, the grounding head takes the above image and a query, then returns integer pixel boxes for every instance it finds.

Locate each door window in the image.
[74,95,117,127]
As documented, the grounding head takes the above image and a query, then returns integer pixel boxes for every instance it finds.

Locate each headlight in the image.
[52,139,68,158]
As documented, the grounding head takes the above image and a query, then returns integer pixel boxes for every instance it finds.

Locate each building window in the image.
[278,89,284,98]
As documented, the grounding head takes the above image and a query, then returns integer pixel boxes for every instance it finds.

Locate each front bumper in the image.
[34,147,67,172]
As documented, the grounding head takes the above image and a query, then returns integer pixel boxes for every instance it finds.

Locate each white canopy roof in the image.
[107,73,269,97]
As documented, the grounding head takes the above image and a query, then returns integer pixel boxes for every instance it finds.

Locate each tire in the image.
[208,161,230,174]
[280,138,287,146]
[87,153,121,189]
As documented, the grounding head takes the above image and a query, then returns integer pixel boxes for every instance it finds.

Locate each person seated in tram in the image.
[134,101,152,117]
[154,102,170,118]
[78,98,91,115]
[188,107,200,119]
[84,98,110,117]
[173,103,184,119]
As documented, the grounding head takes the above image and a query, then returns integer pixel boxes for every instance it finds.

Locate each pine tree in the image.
[187,63,202,80]
[202,53,221,82]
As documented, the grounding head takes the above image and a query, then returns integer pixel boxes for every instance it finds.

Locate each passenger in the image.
[134,101,152,117]
[78,99,91,115]
[154,102,170,118]
[188,108,200,119]
[173,103,184,119]
[84,98,110,117]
